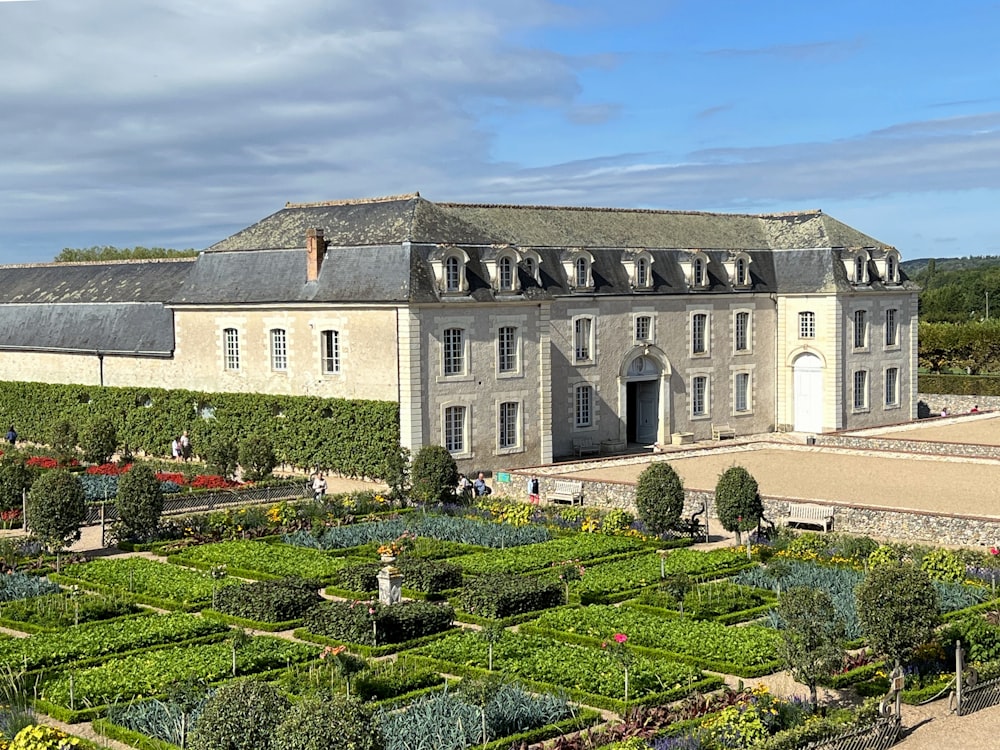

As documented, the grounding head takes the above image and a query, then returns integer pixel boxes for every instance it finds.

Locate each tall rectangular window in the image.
[574,317,593,362]
[443,328,465,376]
[499,401,519,449]
[498,326,518,374]
[692,313,707,354]
[885,308,898,346]
[444,406,465,453]
[734,372,749,412]
[635,315,651,342]
[853,310,867,349]
[270,328,287,371]
[734,311,749,351]
[574,384,593,428]
[223,328,240,371]
[321,330,340,374]
[799,311,815,338]
[853,370,868,410]
[692,376,707,416]
[885,367,899,407]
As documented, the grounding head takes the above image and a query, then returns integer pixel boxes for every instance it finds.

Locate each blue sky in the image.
[2,0,1000,263]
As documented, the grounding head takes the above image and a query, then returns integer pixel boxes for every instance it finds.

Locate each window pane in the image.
[499,401,519,448]
[575,258,588,287]
[499,256,513,290]
[734,311,749,351]
[692,376,707,415]
[443,328,464,375]
[692,313,707,354]
[885,368,898,406]
[637,258,648,287]
[575,385,592,427]
[799,312,815,338]
[854,371,868,409]
[270,329,287,371]
[854,310,867,349]
[635,316,650,342]
[498,326,518,373]
[885,309,898,346]
[224,328,240,370]
[445,257,461,291]
[444,406,465,452]
[574,318,592,361]
[322,330,340,373]
[735,372,749,412]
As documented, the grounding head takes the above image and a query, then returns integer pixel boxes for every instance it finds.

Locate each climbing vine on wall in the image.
[0,380,399,480]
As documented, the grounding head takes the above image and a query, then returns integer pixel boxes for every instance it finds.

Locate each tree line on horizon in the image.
[54,245,199,263]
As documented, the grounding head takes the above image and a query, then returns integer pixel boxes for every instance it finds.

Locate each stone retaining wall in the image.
[813,432,1000,458]
[918,392,1000,417]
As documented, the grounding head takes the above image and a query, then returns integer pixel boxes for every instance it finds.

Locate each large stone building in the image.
[0,193,918,471]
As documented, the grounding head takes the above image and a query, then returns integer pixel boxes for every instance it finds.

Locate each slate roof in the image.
[0,303,175,355]
[0,258,193,303]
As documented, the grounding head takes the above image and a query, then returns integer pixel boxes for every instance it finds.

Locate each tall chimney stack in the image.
[306,228,326,282]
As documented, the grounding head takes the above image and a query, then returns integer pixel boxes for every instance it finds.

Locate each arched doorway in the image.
[793,352,823,433]
[625,355,660,445]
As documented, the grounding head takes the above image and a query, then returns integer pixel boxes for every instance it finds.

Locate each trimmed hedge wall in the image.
[0,379,398,479]
[919,373,1000,396]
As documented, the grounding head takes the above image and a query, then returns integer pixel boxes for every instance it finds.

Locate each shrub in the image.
[48,419,78,466]
[775,587,845,709]
[856,563,939,668]
[409,445,458,504]
[80,416,118,465]
[336,559,461,596]
[25,469,86,555]
[215,578,323,622]
[238,437,277,483]
[920,548,966,583]
[273,695,383,750]
[462,573,564,618]
[188,680,288,750]
[634,462,684,536]
[115,462,164,542]
[303,599,454,645]
[0,455,33,512]
[715,466,763,543]
[203,436,239,481]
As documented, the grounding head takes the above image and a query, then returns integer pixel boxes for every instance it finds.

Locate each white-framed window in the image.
[853,370,869,411]
[636,257,650,287]
[321,330,340,374]
[692,313,708,355]
[735,257,749,286]
[574,384,593,428]
[854,255,866,283]
[445,256,462,292]
[498,255,515,292]
[635,315,652,343]
[269,328,287,371]
[574,316,594,362]
[692,375,708,416]
[885,367,899,407]
[443,327,465,376]
[444,405,466,453]
[885,255,897,283]
[799,311,816,339]
[734,311,749,352]
[497,326,519,374]
[575,257,589,288]
[223,328,240,371]
[885,308,898,347]
[853,310,868,349]
[498,401,520,449]
[734,372,750,413]
[693,257,706,287]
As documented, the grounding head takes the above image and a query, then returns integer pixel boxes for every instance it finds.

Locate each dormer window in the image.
[636,257,649,287]
[523,257,536,280]
[685,251,710,289]
[562,249,594,290]
[498,255,515,292]
[445,256,462,292]
[575,257,588,287]
[622,249,654,290]
[885,255,896,282]
[854,256,865,283]
[876,249,901,285]
[735,257,748,286]
[693,257,706,286]
[724,251,752,289]
[429,247,471,295]
[520,250,542,287]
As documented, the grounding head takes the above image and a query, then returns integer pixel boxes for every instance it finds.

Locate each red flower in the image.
[155,472,186,485]
[87,463,131,475]
[613,633,628,644]
[990,547,999,557]
[26,456,58,469]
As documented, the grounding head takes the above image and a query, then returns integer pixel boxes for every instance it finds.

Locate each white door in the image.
[793,353,823,433]
[636,381,659,444]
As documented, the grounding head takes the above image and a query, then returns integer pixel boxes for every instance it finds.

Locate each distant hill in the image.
[902,256,1000,276]
[904,256,1000,322]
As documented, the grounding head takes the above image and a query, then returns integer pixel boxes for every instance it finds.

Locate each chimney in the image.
[306,228,326,282]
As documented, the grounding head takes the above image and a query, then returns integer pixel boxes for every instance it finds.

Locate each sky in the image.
[2,0,1000,264]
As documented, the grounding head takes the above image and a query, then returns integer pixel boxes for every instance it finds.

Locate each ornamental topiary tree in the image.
[25,469,86,568]
[203,435,239,480]
[273,695,383,750]
[48,419,78,466]
[409,445,458,504]
[80,416,118,465]
[714,466,763,544]
[634,462,684,536]
[381,443,411,503]
[0,453,33,513]
[115,462,164,542]
[856,562,939,671]
[188,679,289,750]
[775,587,846,710]
[238,436,278,482]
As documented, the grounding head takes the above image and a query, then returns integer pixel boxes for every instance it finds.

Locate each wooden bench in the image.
[549,479,584,505]
[712,424,736,441]
[784,502,834,532]
[572,437,600,457]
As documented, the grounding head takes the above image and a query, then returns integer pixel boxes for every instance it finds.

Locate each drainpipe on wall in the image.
[97,352,105,387]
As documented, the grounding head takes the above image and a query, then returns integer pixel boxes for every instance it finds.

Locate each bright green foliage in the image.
[188,680,288,750]
[274,695,383,750]
[634,462,684,536]
[600,509,635,535]
[79,416,118,465]
[0,453,33,511]
[775,587,845,709]
[48,419,78,466]
[8,724,80,749]
[714,466,763,543]
[115,462,164,542]
[238,436,277,482]
[26,469,86,554]
[409,445,458,504]
[381,444,411,503]
[919,548,966,583]
[659,573,693,613]
[856,563,940,668]
[203,436,239,480]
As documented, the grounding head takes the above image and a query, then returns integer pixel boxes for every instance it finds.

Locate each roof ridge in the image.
[434,201,824,219]
[285,193,420,209]
[0,257,198,270]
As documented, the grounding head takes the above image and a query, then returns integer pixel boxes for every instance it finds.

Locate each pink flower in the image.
[601,641,607,649]
[613,633,627,644]
[368,607,376,615]
[991,547,1000,557]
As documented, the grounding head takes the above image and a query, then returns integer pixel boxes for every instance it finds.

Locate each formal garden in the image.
[4,434,1000,749]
